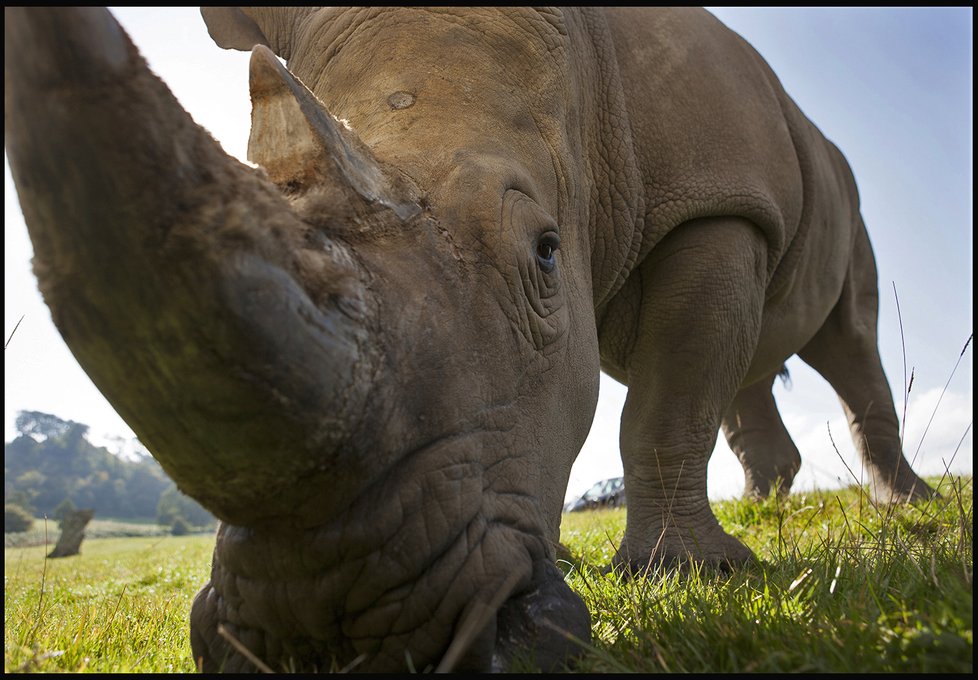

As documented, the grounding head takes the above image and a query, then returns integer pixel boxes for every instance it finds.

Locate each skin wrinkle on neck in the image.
[203,400,547,663]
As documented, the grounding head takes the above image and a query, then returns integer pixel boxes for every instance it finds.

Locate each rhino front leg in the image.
[614,216,766,572]
[798,221,935,503]
[721,371,802,499]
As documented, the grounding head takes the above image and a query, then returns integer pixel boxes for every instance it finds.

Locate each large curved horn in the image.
[4,7,379,525]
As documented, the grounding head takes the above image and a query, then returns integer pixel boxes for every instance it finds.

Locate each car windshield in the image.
[581,477,622,500]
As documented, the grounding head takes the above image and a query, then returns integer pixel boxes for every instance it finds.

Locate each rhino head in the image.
[4,7,621,672]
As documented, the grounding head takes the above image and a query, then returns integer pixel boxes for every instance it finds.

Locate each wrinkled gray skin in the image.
[4,6,935,673]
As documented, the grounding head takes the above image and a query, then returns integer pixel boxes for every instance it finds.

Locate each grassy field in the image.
[4,476,972,673]
[4,517,182,549]
[4,534,213,672]
[561,475,972,673]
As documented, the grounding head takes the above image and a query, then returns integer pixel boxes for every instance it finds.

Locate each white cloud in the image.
[901,386,973,477]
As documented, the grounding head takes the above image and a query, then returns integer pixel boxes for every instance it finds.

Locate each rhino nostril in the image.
[494,562,590,671]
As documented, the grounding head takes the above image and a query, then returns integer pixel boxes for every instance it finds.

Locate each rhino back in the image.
[595,7,867,381]
[603,7,821,280]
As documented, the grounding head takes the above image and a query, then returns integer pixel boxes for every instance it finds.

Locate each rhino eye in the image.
[536,232,560,272]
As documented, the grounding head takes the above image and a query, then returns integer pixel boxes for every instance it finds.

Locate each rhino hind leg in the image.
[613,217,769,572]
[721,371,802,499]
[798,222,935,503]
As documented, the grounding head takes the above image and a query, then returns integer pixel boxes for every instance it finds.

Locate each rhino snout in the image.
[440,561,591,672]
[492,562,591,672]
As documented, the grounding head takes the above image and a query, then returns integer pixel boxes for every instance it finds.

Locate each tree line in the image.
[5,411,214,532]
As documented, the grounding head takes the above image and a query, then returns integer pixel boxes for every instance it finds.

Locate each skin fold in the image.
[4,6,934,672]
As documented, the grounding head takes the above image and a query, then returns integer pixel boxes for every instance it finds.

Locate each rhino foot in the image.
[608,528,755,578]
[874,474,939,505]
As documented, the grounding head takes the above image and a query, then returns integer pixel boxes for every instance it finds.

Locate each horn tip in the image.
[249,44,288,95]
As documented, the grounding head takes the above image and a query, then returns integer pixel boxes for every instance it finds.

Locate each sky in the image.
[4,8,973,502]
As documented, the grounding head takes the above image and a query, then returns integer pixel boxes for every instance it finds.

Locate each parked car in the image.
[563,476,626,512]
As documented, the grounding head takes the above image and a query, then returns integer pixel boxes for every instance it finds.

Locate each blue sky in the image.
[4,8,972,500]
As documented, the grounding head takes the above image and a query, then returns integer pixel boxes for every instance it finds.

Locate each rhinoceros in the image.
[4,6,935,673]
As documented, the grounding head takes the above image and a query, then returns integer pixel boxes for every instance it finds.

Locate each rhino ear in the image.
[201,8,318,60]
[200,8,270,51]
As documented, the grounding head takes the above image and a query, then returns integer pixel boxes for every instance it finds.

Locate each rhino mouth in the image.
[492,561,591,671]
[189,434,590,673]
[191,521,589,673]
[434,559,590,673]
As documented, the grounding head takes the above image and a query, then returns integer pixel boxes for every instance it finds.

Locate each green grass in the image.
[560,475,972,673]
[4,476,971,673]
[4,534,213,672]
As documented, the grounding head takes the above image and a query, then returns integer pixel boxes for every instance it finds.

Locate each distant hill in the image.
[4,410,213,528]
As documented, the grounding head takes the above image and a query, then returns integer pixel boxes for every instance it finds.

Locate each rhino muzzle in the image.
[188,506,589,673]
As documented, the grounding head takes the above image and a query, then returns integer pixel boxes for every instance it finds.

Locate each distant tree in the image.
[157,486,215,528]
[13,470,44,511]
[4,490,35,516]
[126,460,172,517]
[53,498,77,526]
[48,508,95,558]
[170,516,191,536]
[5,503,34,533]
[15,410,88,442]
[5,410,174,521]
